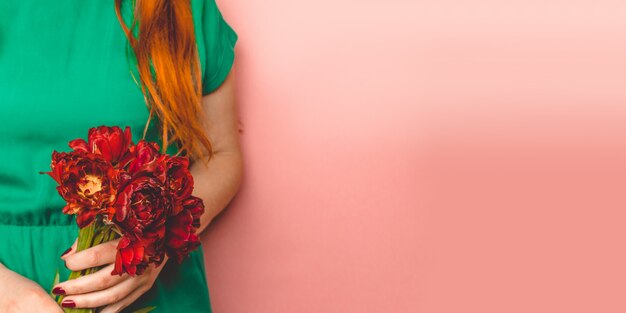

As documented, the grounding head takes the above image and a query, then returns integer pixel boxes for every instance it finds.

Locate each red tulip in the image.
[44,150,117,227]
[164,156,194,215]
[165,196,204,263]
[69,126,133,165]
[111,236,148,276]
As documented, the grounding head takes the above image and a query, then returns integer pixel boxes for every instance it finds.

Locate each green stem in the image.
[57,218,120,313]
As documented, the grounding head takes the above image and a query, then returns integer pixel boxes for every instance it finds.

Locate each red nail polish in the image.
[52,286,66,295]
[61,247,72,257]
[61,300,76,308]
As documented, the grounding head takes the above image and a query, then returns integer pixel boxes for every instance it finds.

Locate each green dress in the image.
[0,0,238,312]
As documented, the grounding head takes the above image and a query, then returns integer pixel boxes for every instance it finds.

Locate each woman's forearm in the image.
[189,151,244,235]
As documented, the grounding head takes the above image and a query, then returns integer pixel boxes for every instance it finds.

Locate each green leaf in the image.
[132,306,157,313]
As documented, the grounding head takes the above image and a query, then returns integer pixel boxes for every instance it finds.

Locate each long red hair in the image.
[113,0,213,165]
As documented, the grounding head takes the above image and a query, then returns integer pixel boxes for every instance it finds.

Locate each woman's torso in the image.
[0,1,218,311]
[0,0,214,225]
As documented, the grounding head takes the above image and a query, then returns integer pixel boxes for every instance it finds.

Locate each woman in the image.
[0,0,243,312]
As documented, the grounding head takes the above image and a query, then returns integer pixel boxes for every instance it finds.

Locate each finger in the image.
[53,263,130,296]
[99,283,152,313]
[60,238,78,259]
[60,274,144,309]
[64,238,121,271]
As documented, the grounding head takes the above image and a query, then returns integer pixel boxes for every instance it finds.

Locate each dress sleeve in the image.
[200,0,239,95]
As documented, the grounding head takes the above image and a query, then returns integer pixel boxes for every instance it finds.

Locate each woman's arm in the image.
[0,262,64,312]
[191,68,244,234]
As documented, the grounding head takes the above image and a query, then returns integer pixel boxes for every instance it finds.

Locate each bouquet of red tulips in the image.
[42,126,204,313]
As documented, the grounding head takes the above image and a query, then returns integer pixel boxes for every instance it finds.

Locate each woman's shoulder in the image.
[191,0,240,95]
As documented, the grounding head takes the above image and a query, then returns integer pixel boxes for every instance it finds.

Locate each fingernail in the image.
[52,286,66,295]
[61,247,72,257]
[61,300,76,308]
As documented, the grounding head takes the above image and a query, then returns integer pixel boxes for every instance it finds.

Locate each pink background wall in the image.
[202,1,626,312]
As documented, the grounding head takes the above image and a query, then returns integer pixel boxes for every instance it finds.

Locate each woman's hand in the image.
[53,238,167,313]
[0,263,64,312]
